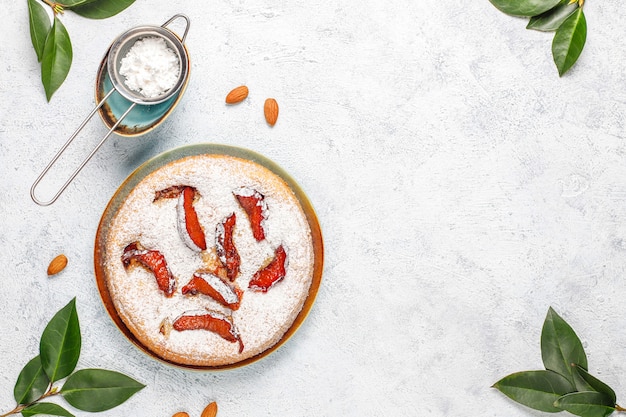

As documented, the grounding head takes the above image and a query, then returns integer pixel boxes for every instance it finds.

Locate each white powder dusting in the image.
[119,36,180,99]
[193,271,239,305]
[103,154,315,367]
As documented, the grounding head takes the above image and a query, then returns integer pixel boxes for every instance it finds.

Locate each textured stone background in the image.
[2,0,626,416]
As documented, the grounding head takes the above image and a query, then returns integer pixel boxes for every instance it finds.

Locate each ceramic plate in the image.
[93,144,324,370]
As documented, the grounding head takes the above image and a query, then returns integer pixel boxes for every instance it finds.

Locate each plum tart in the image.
[101,153,315,367]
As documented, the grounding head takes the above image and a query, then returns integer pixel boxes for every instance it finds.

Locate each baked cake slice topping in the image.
[153,184,187,200]
[249,245,288,292]
[153,185,207,252]
[233,187,268,241]
[215,213,241,281]
[181,270,243,310]
[121,241,176,297]
[173,309,244,353]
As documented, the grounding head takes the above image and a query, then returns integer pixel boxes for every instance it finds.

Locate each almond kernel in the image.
[47,254,68,276]
[172,412,189,417]
[201,402,218,417]
[264,98,279,126]
[225,86,249,104]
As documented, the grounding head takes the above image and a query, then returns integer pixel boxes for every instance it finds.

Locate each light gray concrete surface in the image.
[2,1,626,416]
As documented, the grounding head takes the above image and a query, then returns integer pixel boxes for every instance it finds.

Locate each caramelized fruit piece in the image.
[200,249,230,281]
[249,245,288,292]
[178,186,207,251]
[233,187,267,241]
[181,271,243,310]
[153,185,186,201]
[216,213,241,281]
[159,317,172,337]
[154,185,207,252]
[173,310,244,353]
[122,242,176,297]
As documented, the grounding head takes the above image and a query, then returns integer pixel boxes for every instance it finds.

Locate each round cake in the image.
[101,153,315,367]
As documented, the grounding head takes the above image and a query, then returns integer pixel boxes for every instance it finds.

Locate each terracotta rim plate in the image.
[94,144,324,370]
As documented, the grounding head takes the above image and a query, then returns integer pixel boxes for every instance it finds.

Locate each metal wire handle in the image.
[162,13,190,43]
[30,93,137,206]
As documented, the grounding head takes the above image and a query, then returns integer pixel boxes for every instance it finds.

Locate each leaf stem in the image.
[0,405,24,417]
[40,0,64,14]
[616,404,626,412]
[0,384,60,416]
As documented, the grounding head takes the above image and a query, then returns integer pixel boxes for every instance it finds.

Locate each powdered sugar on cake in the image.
[103,154,314,366]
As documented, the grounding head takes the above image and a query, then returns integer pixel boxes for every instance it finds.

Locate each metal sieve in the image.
[31,14,190,206]
[107,19,189,105]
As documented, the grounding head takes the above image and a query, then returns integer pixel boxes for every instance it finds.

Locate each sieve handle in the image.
[162,14,191,43]
[30,92,137,206]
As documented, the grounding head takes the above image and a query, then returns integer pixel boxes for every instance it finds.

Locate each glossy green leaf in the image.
[41,17,73,101]
[40,298,81,382]
[541,307,587,384]
[572,365,617,404]
[554,392,615,417]
[70,0,136,19]
[21,402,75,417]
[552,8,587,76]
[14,356,50,405]
[61,369,145,412]
[527,0,579,32]
[489,0,561,17]
[27,0,51,61]
[57,0,93,6]
[493,370,574,412]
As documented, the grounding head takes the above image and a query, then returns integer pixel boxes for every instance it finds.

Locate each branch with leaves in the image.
[1,298,144,417]
[489,0,587,76]
[494,307,622,417]
[27,0,136,101]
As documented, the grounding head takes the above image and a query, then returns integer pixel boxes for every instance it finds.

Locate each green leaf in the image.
[21,402,75,417]
[61,369,145,412]
[70,0,136,19]
[572,365,617,405]
[493,370,574,412]
[527,0,579,32]
[27,0,51,61]
[57,0,94,6]
[40,298,81,382]
[541,307,587,384]
[14,356,50,405]
[41,16,73,101]
[554,392,615,417]
[489,0,561,17]
[552,8,587,76]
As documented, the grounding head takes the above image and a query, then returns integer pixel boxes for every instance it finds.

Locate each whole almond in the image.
[47,254,68,276]
[172,412,189,417]
[264,98,279,126]
[201,402,218,417]
[225,86,249,104]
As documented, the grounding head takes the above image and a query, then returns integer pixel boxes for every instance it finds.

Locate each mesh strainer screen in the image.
[107,26,188,105]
